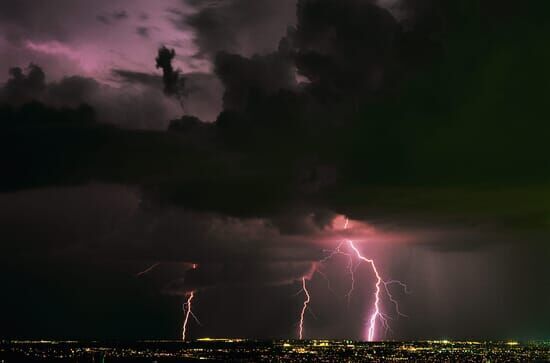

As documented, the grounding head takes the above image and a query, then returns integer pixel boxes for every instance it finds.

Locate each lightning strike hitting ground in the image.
[336,218,408,341]
[136,262,201,340]
[182,291,195,341]
[298,217,408,341]
[347,240,383,341]
[298,277,311,339]
[181,263,200,341]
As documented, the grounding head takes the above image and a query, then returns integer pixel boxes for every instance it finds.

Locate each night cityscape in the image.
[1,0,550,361]
[2,340,550,362]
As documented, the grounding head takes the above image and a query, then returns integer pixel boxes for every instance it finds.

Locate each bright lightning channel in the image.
[181,263,200,341]
[182,291,195,341]
[298,277,311,339]
[347,240,383,341]
[297,217,408,341]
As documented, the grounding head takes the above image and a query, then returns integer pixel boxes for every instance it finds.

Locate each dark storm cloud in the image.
[0,183,328,296]
[156,46,186,106]
[1,184,548,340]
[111,69,162,88]
[0,184,140,255]
[0,64,99,107]
[3,0,550,231]
[164,261,314,293]
[112,66,223,121]
[1,183,456,299]
[214,50,297,111]
[0,63,180,129]
[1,64,46,104]
[176,0,297,59]
[289,0,402,100]
[179,72,223,121]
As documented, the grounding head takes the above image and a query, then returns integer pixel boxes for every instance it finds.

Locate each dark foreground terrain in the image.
[1,339,549,362]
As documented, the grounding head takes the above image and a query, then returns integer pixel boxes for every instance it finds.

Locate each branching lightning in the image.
[296,217,409,341]
[347,240,383,341]
[343,219,408,341]
[181,263,200,341]
[182,291,199,341]
[138,221,406,341]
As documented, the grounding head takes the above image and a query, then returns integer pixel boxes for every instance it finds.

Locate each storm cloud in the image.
[1,63,181,129]
[1,0,550,341]
[177,0,297,59]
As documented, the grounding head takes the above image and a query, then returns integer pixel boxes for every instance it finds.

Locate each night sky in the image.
[1,0,549,341]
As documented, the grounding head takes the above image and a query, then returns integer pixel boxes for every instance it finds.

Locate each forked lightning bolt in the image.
[347,240,383,341]
[297,218,408,341]
[181,263,200,341]
[182,291,197,341]
[342,219,407,341]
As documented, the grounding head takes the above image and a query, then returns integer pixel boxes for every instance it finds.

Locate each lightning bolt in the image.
[182,291,195,341]
[136,261,200,340]
[297,217,408,341]
[181,263,200,341]
[298,277,311,339]
[347,240,383,341]
[344,222,408,341]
